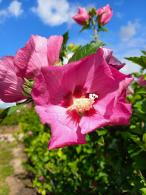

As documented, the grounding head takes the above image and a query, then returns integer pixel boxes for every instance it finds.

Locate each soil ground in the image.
[0,125,37,195]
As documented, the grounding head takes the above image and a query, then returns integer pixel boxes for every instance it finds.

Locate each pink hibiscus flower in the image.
[0,56,25,102]
[0,35,63,103]
[32,48,133,150]
[14,35,63,78]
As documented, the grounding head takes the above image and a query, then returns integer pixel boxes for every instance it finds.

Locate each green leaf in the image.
[0,108,10,123]
[97,136,104,146]
[69,41,104,62]
[125,56,146,69]
[141,50,146,55]
[7,105,24,115]
[137,88,146,95]
[143,133,146,143]
[125,57,143,65]
[134,152,146,170]
[97,129,107,136]
[141,188,146,195]
[142,56,146,64]
[98,26,108,32]
[60,32,69,60]
[62,32,69,48]
[80,23,90,32]
[142,99,146,113]
[0,104,26,123]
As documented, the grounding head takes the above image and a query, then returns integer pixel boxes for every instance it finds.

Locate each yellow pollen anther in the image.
[68,93,98,114]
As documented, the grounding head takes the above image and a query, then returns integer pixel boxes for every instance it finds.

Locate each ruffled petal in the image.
[108,76,133,125]
[102,48,125,70]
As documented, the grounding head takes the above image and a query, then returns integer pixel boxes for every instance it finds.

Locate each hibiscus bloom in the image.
[32,48,133,149]
[0,35,63,103]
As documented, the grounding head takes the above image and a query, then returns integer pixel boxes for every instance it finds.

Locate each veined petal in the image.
[15,35,48,78]
[35,105,86,149]
[80,113,109,134]
[0,57,25,102]
[15,35,63,78]
[32,66,64,105]
[47,36,63,65]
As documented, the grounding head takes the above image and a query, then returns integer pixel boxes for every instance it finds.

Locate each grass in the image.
[0,142,15,195]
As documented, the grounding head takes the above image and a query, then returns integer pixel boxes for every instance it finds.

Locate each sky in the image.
[0,0,146,108]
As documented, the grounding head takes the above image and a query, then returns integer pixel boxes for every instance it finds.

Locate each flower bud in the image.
[96,4,113,26]
[72,7,90,25]
[137,75,146,87]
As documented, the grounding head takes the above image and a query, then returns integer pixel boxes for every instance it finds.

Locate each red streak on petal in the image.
[84,107,96,116]
[61,92,73,107]
[73,85,86,98]
[67,109,81,123]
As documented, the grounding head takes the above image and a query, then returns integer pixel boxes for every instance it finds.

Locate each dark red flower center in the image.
[61,86,98,115]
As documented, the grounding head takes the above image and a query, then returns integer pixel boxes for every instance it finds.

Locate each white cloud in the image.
[0,0,23,22]
[120,20,140,42]
[109,20,146,74]
[32,0,76,26]
[8,0,23,17]
[0,10,7,18]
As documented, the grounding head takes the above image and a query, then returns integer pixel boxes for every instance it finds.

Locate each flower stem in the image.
[91,17,99,42]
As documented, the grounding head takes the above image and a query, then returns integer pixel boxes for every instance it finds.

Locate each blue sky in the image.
[0,0,146,108]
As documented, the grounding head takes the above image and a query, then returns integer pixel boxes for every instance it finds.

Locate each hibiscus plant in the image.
[0,4,146,195]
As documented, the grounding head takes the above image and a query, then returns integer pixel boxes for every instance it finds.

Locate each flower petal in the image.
[32,48,114,105]
[80,113,109,134]
[32,66,64,105]
[47,36,63,65]
[0,57,25,102]
[81,69,133,134]
[35,105,86,149]
[15,35,48,78]
[102,48,125,70]
[108,77,133,125]
[15,35,63,78]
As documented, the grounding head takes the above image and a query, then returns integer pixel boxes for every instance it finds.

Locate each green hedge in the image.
[17,80,146,194]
